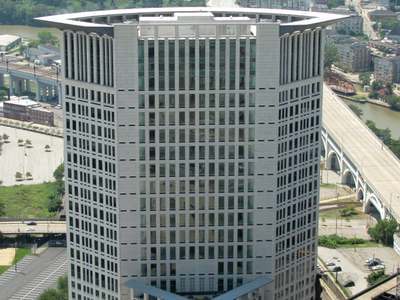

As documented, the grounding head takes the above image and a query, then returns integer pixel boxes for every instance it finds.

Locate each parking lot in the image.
[318,246,400,296]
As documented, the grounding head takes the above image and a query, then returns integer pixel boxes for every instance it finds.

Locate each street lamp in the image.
[33,65,36,77]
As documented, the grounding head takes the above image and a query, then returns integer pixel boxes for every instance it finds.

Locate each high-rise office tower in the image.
[38,8,344,300]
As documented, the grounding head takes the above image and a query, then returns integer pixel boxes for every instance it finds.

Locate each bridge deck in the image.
[323,84,400,220]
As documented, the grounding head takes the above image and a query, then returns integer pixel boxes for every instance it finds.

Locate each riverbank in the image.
[339,94,392,109]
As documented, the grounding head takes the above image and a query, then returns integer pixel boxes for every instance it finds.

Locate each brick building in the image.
[374,56,400,84]
[3,97,54,125]
[333,40,371,72]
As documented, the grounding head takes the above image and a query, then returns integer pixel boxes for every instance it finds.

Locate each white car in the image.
[26,227,35,231]
[365,258,377,263]
[326,262,335,266]
[372,265,385,271]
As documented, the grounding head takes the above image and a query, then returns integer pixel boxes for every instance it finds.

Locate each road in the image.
[0,221,66,234]
[323,84,400,221]
[0,248,67,300]
[350,0,378,39]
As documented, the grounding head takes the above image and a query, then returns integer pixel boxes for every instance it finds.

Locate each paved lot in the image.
[319,246,400,296]
[0,248,67,300]
[319,219,371,239]
[0,126,63,186]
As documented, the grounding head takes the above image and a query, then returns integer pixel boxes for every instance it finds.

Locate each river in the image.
[0,25,60,40]
[341,98,400,140]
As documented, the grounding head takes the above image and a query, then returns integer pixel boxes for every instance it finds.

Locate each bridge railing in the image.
[322,84,400,222]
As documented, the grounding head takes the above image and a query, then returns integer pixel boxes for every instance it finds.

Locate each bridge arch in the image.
[356,188,364,201]
[342,168,356,187]
[364,195,385,220]
[327,150,341,171]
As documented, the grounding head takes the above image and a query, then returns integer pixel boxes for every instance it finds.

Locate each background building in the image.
[0,34,21,51]
[374,56,400,84]
[38,7,345,300]
[332,38,371,71]
[3,96,54,125]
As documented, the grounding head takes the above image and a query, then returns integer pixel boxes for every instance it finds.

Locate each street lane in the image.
[0,221,66,234]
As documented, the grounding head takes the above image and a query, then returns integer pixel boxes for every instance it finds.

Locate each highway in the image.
[0,221,66,234]
[323,84,400,220]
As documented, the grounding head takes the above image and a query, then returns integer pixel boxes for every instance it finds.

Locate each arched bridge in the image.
[322,83,400,222]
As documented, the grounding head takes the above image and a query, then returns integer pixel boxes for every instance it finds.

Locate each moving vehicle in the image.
[343,281,355,287]
[26,227,35,231]
[27,221,37,225]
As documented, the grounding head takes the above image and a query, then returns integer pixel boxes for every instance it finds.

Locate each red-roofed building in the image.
[377,88,390,102]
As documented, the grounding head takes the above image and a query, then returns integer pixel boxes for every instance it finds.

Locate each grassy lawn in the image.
[320,206,369,220]
[336,241,380,248]
[0,182,61,218]
[320,183,337,188]
[347,83,369,101]
[0,248,33,276]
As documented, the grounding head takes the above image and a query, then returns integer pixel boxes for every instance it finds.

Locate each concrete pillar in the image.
[15,79,20,95]
[25,79,31,92]
[8,75,13,96]
[0,74,4,87]
[36,82,40,101]
[57,86,61,105]
[49,86,54,98]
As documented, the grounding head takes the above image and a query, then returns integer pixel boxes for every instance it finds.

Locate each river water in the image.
[341,98,400,140]
[0,25,60,40]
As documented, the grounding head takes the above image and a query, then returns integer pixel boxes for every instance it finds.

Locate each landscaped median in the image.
[0,118,63,138]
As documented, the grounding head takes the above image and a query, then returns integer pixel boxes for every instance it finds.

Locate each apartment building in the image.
[374,56,400,84]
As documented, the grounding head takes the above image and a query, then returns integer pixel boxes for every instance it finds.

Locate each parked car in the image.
[366,258,378,264]
[368,260,379,267]
[343,280,355,287]
[332,266,342,272]
[326,262,335,266]
[372,265,385,271]
[27,221,37,225]
[26,227,35,231]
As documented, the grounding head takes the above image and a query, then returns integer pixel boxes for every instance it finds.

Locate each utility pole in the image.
[336,211,338,235]
[354,234,356,252]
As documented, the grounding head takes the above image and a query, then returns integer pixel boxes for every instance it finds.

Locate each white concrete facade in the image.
[37,7,346,300]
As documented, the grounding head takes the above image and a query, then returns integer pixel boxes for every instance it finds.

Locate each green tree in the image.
[26,172,32,178]
[53,163,64,181]
[385,82,393,95]
[38,30,58,45]
[367,219,398,246]
[324,45,340,69]
[18,44,27,55]
[45,145,50,151]
[25,139,32,147]
[15,172,22,180]
[38,289,66,300]
[17,139,24,146]
[386,94,400,110]
[57,276,68,293]
[27,40,40,49]
[359,73,371,86]
[366,270,389,286]
[2,134,9,142]
[348,104,363,119]
[0,89,7,101]
[389,2,396,12]
[337,27,347,35]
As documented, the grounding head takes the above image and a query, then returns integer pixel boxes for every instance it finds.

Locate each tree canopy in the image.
[324,45,340,69]
[0,0,206,26]
[366,270,389,286]
[38,30,58,45]
[366,120,392,145]
[367,219,398,246]
[39,276,68,300]
[373,18,400,35]
[348,104,363,119]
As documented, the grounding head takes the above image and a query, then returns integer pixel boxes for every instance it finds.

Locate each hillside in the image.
[0,0,206,27]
